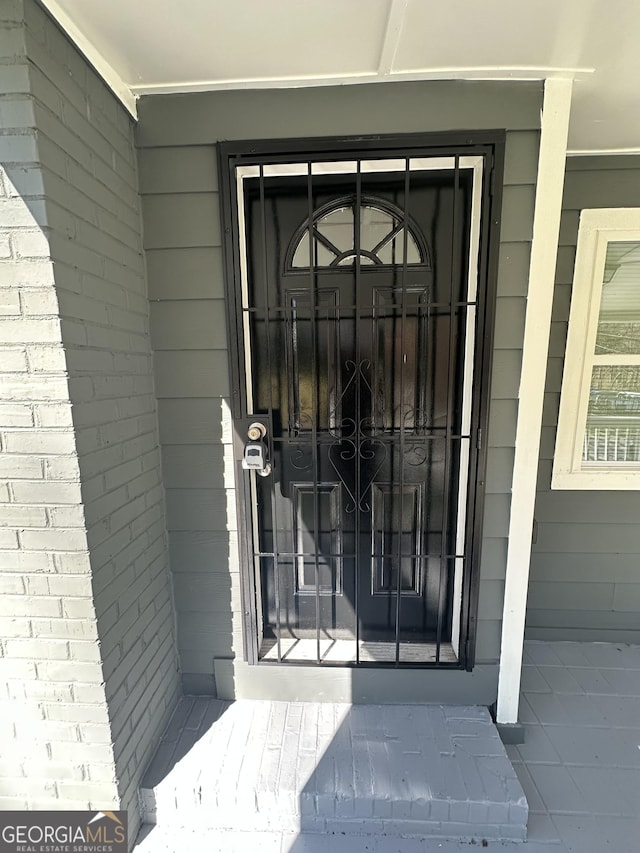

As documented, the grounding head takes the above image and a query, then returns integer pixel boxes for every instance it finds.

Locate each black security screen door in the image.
[220,137,501,668]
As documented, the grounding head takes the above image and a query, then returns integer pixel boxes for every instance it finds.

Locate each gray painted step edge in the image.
[138,699,527,842]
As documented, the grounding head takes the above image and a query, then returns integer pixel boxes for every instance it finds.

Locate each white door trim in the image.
[496,77,573,724]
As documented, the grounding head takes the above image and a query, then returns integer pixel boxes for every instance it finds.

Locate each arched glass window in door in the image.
[287,194,430,270]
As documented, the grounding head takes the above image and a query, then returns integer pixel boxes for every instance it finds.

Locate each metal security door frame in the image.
[219,131,505,670]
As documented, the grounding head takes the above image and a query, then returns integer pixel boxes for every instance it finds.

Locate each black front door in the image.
[222,143,498,666]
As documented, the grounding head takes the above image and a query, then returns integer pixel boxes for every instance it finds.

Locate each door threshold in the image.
[259,637,457,664]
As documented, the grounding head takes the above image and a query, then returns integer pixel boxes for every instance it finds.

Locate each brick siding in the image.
[0,0,180,836]
[0,0,118,811]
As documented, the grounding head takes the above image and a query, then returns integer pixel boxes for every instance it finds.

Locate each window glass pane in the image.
[377,229,421,265]
[291,231,309,268]
[583,364,640,463]
[290,201,426,268]
[595,241,640,354]
[317,206,354,253]
[360,206,395,251]
[292,232,338,268]
[336,253,376,266]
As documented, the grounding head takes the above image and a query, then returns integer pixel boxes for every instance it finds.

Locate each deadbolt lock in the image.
[247,422,267,441]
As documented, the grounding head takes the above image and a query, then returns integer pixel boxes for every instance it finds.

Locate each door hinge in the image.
[476,428,482,450]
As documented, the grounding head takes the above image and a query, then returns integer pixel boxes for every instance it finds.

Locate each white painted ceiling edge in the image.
[39,0,640,153]
[41,0,137,117]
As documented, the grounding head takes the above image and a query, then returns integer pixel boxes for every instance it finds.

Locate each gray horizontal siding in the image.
[530,552,640,584]
[528,154,640,644]
[137,81,542,698]
[146,247,225,300]
[482,494,511,539]
[154,350,229,397]
[489,350,523,399]
[493,297,526,349]
[496,242,531,297]
[162,444,230,487]
[528,581,616,612]
[158,398,232,444]
[141,193,220,249]
[535,490,640,525]
[150,300,227,349]
[172,572,242,614]
[499,185,536,243]
[562,167,640,209]
[169,531,239,572]
[488,400,518,447]
[155,204,238,680]
[138,146,218,194]
[484,447,516,494]
[479,539,509,580]
[136,81,542,147]
[526,612,640,643]
[165,489,236,533]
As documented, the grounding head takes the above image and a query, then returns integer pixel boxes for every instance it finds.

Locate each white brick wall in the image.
[0,0,180,836]
[0,4,120,808]
[28,0,180,831]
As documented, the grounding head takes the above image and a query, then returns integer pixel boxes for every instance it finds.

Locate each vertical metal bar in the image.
[307,164,322,665]
[394,159,411,665]
[436,156,461,663]
[354,162,362,664]
[259,166,282,663]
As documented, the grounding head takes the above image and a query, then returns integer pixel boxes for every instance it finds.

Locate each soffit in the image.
[41,0,640,153]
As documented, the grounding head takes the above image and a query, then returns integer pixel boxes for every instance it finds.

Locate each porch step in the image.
[139,698,527,843]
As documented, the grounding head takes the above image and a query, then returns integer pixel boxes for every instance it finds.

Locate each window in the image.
[553,208,640,489]
[287,195,429,270]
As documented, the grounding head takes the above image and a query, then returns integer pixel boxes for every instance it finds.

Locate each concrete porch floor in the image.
[134,641,640,852]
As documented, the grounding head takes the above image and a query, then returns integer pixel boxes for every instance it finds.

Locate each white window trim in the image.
[552,208,640,490]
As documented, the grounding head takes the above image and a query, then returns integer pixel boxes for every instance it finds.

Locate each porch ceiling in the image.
[43,0,640,153]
